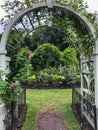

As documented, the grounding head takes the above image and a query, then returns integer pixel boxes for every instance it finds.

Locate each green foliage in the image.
[32,65,80,87]
[25,0,31,7]
[32,43,62,70]
[27,45,80,87]
[61,67,80,84]
[0,69,6,80]
[55,65,80,85]
[27,7,95,57]
[16,46,31,68]
[24,0,44,7]
[0,69,8,97]
[0,82,22,104]
[38,70,53,87]
[9,44,80,86]
[13,63,33,83]
[0,69,22,105]
[36,67,57,86]
[55,0,88,13]
[51,9,94,57]
[13,47,33,83]
[28,26,65,51]
[0,69,22,129]
[7,30,26,57]
[62,47,79,68]
[37,67,65,87]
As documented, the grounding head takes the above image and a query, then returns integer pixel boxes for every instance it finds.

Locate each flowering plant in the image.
[28,74,36,82]
[0,81,22,104]
[16,47,33,66]
[52,74,65,80]
[29,50,33,58]
[13,47,33,83]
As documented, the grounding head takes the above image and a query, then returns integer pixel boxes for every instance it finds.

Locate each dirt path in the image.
[37,110,68,130]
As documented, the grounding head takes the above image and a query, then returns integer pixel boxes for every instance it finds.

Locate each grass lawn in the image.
[22,89,81,130]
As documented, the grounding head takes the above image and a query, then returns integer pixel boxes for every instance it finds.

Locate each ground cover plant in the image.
[22,89,81,130]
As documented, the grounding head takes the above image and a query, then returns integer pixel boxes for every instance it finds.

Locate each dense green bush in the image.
[62,47,79,69]
[55,65,80,85]
[29,44,80,87]
[31,43,62,71]
[32,45,79,72]
[15,46,32,68]
[11,45,80,87]
[13,47,33,83]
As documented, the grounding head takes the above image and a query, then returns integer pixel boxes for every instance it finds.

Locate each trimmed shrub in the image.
[62,47,79,69]
[32,43,62,71]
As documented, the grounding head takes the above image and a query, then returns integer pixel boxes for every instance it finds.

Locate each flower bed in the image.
[22,82,80,89]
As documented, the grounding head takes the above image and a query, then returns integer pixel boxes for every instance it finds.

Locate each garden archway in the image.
[0,0,98,129]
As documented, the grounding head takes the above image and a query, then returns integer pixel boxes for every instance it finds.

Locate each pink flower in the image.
[29,50,34,58]
[29,50,33,55]
[11,83,16,88]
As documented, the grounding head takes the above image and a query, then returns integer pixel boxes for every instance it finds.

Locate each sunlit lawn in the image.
[22,89,81,130]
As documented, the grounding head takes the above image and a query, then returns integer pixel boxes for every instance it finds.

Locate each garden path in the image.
[37,109,68,130]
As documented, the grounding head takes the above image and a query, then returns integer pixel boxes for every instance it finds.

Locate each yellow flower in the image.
[28,75,36,80]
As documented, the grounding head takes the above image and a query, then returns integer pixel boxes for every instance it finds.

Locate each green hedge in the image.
[32,43,62,70]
